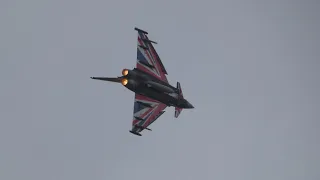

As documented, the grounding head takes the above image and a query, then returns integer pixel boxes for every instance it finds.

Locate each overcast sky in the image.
[1,0,319,180]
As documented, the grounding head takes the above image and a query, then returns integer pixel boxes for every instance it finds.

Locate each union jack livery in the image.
[91,27,194,136]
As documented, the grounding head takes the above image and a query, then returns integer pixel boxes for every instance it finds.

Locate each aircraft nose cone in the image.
[186,101,194,109]
[179,99,194,109]
[189,103,194,108]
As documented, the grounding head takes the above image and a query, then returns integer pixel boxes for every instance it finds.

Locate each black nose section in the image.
[186,101,194,109]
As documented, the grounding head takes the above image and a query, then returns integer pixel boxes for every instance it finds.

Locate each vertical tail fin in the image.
[174,82,183,118]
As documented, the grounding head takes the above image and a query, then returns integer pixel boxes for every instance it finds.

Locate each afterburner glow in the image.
[121,78,128,86]
[122,69,129,76]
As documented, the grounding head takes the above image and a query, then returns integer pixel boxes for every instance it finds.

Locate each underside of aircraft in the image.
[91,27,194,136]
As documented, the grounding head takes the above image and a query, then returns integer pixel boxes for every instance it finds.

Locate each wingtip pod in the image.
[129,130,142,136]
[134,27,157,44]
[134,27,148,34]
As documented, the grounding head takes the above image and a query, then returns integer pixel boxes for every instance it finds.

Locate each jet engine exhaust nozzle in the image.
[122,69,129,76]
[121,78,128,86]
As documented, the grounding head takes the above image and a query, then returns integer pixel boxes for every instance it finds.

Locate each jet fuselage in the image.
[120,68,194,109]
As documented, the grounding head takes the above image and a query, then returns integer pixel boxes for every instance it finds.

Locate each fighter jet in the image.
[91,27,194,136]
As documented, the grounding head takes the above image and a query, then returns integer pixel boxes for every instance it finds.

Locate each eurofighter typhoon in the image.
[91,27,194,136]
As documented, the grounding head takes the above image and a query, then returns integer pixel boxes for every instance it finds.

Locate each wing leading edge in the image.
[135,27,169,83]
[130,93,167,136]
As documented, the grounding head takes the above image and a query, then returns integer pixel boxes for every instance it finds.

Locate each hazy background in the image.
[1,0,319,180]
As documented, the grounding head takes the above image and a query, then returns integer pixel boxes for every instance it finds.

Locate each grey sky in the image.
[1,0,319,180]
